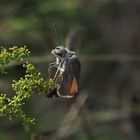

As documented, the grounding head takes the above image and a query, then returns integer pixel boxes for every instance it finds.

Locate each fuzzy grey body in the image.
[49,46,81,98]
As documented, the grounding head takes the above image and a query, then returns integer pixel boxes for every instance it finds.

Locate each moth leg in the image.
[53,60,64,81]
[55,71,63,85]
[53,59,66,84]
[56,90,73,98]
[48,62,58,78]
[54,59,66,82]
[53,68,60,81]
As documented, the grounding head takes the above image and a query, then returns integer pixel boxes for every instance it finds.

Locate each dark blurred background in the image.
[1,0,140,140]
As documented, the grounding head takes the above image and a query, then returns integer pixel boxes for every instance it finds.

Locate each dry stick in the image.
[51,92,88,140]
[65,26,85,51]
[6,54,140,69]
[31,133,40,140]
[120,87,139,140]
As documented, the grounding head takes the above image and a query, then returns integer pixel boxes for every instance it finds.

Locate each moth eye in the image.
[58,52,63,57]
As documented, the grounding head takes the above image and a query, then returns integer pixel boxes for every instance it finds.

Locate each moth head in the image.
[51,46,67,59]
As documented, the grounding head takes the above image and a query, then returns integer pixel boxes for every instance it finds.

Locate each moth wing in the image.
[58,55,80,98]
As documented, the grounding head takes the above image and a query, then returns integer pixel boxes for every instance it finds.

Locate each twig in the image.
[31,133,40,140]
[65,26,85,51]
[51,92,88,140]
[5,54,140,70]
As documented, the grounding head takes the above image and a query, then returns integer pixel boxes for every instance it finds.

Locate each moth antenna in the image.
[53,23,64,46]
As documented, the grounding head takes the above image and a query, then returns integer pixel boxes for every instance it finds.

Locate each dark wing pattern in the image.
[58,54,81,97]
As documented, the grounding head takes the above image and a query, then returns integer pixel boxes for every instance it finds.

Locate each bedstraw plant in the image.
[0,46,55,126]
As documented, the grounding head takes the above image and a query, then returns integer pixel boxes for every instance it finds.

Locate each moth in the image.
[47,46,81,98]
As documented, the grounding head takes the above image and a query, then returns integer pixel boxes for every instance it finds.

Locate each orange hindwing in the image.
[68,77,78,96]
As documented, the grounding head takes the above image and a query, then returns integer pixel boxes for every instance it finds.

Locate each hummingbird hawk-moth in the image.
[47,46,81,98]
